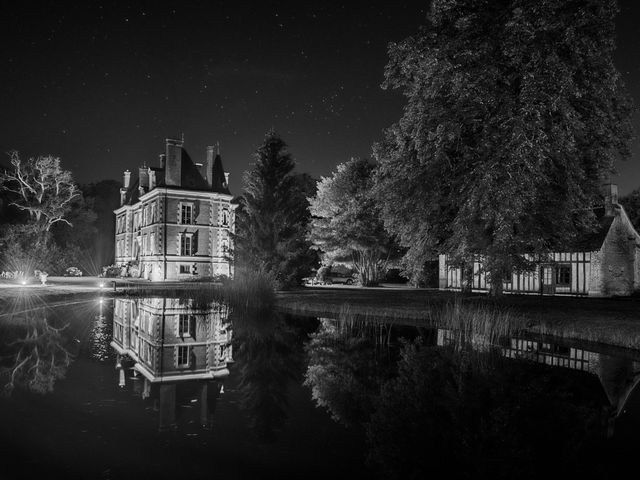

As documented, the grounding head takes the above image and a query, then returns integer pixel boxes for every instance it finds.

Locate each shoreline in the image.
[2,280,640,350]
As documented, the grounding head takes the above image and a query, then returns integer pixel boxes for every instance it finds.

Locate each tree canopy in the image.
[0,152,99,275]
[0,152,80,235]
[374,0,632,294]
[619,188,640,231]
[309,158,397,286]
[234,131,317,288]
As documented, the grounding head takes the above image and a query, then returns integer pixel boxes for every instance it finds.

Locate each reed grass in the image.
[427,300,529,346]
[116,271,276,313]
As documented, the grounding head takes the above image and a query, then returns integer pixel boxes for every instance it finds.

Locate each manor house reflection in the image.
[111,297,233,431]
[112,297,233,381]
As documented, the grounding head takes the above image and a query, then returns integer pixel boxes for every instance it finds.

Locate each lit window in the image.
[181,204,193,224]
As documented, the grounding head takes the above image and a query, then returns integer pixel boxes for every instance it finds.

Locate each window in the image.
[556,264,571,287]
[180,233,193,256]
[149,233,155,254]
[221,208,229,226]
[178,314,194,337]
[150,203,156,223]
[181,204,193,224]
[177,346,190,367]
[179,264,191,274]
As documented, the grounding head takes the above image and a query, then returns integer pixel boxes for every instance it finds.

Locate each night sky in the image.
[2,1,639,194]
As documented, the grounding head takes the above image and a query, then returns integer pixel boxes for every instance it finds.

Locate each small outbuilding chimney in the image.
[603,183,618,217]
[123,170,131,189]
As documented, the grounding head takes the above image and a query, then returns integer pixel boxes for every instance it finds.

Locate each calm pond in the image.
[0,295,639,479]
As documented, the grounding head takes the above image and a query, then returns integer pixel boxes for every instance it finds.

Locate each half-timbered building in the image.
[439,185,640,296]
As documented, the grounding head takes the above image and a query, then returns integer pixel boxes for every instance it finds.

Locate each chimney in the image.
[149,169,156,190]
[123,170,131,189]
[159,153,166,169]
[204,146,215,188]
[224,172,229,187]
[139,166,149,193]
[603,183,618,217]
[165,137,183,187]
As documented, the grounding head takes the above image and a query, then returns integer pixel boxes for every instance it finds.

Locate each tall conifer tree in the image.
[234,131,316,288]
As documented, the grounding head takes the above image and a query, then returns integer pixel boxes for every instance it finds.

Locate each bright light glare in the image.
[21,280,27,285]
[99,282,105,288]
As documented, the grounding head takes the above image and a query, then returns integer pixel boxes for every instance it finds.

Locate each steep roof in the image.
[176,149,210,191]
[122,176,140,206]
[570,207,615,251]
[211,154,230,195]
[119,142,231,206]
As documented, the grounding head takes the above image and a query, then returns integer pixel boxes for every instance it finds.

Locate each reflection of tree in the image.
[233,309,308,441]
[0,318,73,396]
[366,339,606,480]
[304,319,395,426]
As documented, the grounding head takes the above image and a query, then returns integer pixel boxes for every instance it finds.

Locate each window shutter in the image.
[189,315,196,340]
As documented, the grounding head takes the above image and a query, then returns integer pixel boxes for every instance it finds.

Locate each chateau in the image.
[114,137,235,281]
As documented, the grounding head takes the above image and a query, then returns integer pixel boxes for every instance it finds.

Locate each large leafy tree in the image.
[374,0,632,294]
[309,158,397,286]
[0,152,98,274]
[0,152,81,238]
[234,131,317,289]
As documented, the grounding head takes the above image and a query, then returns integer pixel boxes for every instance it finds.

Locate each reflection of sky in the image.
[0,297,365,479]
[2,298,640,479]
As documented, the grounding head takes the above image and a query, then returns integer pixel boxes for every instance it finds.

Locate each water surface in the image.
[0,295,638,479]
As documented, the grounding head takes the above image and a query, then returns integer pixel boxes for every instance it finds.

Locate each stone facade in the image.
[592,203,640,296]
[114,138,235,281]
